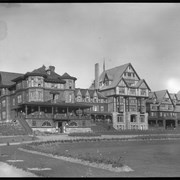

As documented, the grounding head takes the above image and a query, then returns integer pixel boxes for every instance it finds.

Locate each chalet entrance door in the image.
[58,122,63,133]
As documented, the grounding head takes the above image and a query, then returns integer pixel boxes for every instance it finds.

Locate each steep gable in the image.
[99,63,130,90]
[155,90,174,105]
[0,71,24,86]
[117,78,128,87]
[122,63,140,80]
[136,79,151,90]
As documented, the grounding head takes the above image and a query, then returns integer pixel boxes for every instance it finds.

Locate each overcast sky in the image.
[0,3,180,93]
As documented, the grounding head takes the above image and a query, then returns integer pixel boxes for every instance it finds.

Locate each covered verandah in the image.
[12,102,93,133]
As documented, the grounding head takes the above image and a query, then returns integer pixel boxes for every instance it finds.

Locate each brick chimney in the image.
[95,63,99,90]
[49,66,55,72]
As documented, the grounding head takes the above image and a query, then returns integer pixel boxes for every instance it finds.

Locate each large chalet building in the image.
[0,65,108,133]
[1,62,180,134]
[90,63,151,130]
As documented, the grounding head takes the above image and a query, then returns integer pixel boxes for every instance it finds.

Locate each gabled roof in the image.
[0,71,23,87]
[117,78,128,87]
[61,72,77,81]
[75,88,107,99]
[154,90,167,104]
[75,88,81,96]
[99,63,130,90]
[98,63,145,91]
[169,93,177,100]
[176,93,180,101]
[134,79,151,90]
[97,91,107,99]
[154,89,174,105]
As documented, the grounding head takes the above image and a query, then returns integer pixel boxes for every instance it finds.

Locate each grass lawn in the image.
[23,138,180,177]
[0,135,37,144]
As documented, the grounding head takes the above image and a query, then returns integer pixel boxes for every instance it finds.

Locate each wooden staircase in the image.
[16,115,33,135]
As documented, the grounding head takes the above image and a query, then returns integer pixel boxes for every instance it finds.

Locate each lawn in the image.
[0,135,37,144]
[22,138,180,177]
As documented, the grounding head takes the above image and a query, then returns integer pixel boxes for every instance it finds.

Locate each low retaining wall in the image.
[32,128,57,133]
[65,127,92,134]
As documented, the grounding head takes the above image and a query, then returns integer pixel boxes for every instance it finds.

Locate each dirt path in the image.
[0,162,37,177]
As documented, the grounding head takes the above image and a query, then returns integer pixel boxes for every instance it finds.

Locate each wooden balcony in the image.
[25,112,91,120]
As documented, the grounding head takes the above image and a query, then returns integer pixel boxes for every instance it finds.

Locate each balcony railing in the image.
[25,112,91,120]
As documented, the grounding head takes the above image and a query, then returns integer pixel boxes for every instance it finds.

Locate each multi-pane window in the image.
[17,95,22,103]
[119,87,125,94]
[16,83,21,90]
[117,115,124,122]
[151,105,157,110]
[29,90,43,101]
[77,96,82,102]
[168,105,173,110]
[150,112,157,117]
[140,115,145,122]
[12,98,15,106]
[129,98,136,104]
[94,98,98,103]
[85,97,90,102]
[2,100,5,107]
[129,88,136,95]
[140,89,146,96]
[129,105,137,112]
[100,106,104,112]
[69,94,72,102]
[37,91,43,101]
[1,88,5,95]
[2,111,6,119]
[93,105,99,111]
[172,113,176,117]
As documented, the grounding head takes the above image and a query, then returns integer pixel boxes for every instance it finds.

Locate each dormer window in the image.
[85,97,90,102]
[47,70,51,75]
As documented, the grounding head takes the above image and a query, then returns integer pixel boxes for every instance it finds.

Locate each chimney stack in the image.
[95,63,99,90]
[49,66,55,72]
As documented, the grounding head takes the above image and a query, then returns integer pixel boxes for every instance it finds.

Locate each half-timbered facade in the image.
[90,63,151,130]
[146,90,179,129]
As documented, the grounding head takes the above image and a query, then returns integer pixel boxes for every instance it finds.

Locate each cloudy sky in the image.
[0,3,180,93]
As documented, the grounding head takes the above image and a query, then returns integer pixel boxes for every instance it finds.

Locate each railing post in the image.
[25,105,28,118]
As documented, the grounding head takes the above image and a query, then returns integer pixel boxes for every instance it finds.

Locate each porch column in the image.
[52,106,54,118]
[25,105,28,118]
[156,120,158,127]
[163,120,166,129]
[127,97,129,112]
[38,106,40,118]
[175,119,178,128]
[67,107,69,120]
